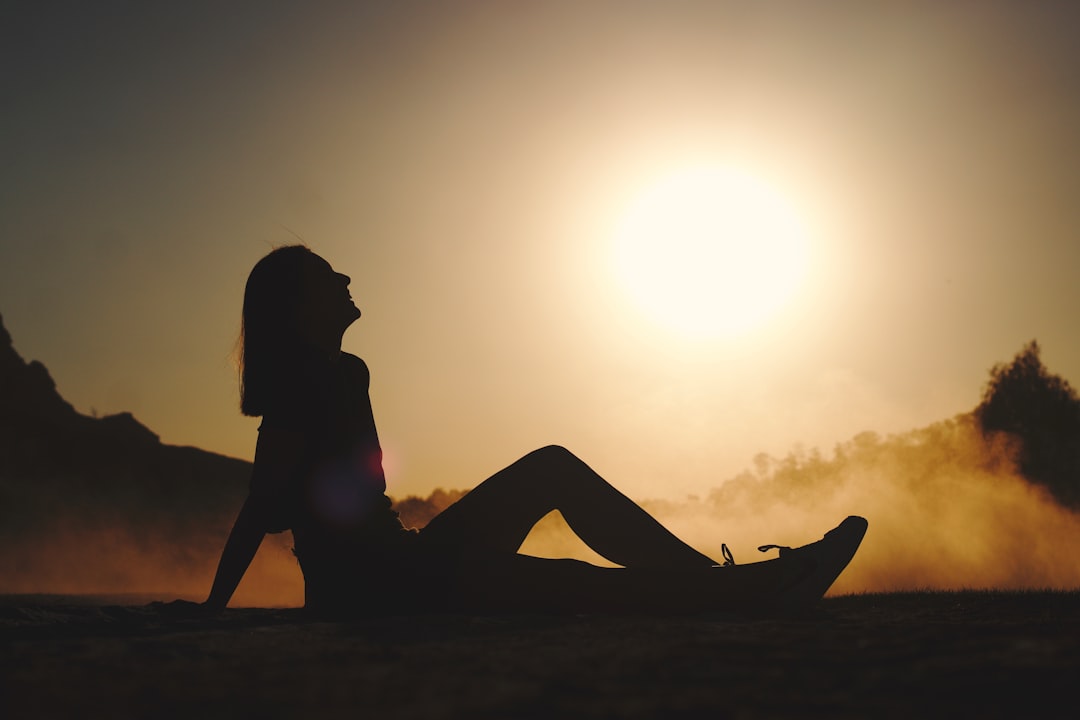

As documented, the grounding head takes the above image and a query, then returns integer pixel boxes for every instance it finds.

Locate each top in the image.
[251,348,410,544]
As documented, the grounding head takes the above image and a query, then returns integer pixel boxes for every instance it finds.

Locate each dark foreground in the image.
[2,591,1078,718]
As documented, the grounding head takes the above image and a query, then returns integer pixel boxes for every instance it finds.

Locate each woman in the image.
[204,245,866,616]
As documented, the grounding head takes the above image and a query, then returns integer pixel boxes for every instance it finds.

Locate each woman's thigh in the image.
[418,447,567,554]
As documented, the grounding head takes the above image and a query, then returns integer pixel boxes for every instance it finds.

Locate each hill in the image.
[0,313,252,596]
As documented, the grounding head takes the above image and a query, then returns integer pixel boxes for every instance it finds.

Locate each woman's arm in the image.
[204,427,309,610]
[204,496,266,611]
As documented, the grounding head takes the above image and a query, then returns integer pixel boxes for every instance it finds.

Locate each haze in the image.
[3,1,1079,503]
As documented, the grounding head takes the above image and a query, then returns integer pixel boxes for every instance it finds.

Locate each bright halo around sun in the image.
[612,165,811,339]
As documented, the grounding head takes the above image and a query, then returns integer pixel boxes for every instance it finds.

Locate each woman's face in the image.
[296,253,362,337]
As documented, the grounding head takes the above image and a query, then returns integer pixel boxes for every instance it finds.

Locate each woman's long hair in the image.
[239,245,314,416]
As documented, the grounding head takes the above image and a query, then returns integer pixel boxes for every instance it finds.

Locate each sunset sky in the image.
[3,1,1079,502]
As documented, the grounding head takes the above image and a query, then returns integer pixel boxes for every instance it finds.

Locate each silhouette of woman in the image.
[204,246,865,615]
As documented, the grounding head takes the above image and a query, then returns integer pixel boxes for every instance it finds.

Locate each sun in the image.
[611,165,811,339]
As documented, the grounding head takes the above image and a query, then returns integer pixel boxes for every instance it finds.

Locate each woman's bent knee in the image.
[526,444,576,466]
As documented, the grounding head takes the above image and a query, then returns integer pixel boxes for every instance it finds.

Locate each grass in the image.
[2,590,1078,718]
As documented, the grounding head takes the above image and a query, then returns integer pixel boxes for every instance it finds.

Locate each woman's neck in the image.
[293,315,348,361]
[297,332,343,362]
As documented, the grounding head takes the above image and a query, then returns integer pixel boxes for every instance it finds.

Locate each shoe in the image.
[759,516,868,610]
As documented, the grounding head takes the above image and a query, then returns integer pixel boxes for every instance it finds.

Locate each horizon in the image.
[3,1,1080,503]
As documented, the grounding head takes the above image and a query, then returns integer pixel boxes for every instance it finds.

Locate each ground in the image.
[2,591,1077,718]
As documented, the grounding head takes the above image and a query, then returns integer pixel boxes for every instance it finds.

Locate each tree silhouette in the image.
[975,341,1080,508]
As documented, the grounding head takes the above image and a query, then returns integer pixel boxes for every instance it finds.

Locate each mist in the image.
[0,485,468,608]
[522,415,1080,594]
[5,415,1078,606]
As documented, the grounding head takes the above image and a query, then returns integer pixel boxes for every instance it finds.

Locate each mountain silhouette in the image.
[0,312,252,592]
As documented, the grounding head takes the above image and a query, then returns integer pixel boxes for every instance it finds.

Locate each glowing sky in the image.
[3,1,1079,501]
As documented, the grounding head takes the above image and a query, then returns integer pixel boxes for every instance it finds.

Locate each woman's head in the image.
[239,245,360,416]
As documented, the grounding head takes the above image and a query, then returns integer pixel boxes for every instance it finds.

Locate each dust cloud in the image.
[520,415,1080,594]
[0,488,473,607]
[6,416,1078,606]
[4,416,1078,606]
[0,514,304,607]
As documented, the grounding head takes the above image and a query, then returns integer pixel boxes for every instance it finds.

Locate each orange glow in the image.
[520,418,1080,594]
[0,527,303,608]
[6,418,1080,606]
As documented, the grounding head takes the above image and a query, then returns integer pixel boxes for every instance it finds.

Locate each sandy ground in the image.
[2,591,1078,719]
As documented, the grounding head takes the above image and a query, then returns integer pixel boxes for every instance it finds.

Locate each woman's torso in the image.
[257,350,416,587]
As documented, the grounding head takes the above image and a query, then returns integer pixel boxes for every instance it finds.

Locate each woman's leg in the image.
[420,445,717,569]
[445,553,815,615]
[418,517,866,616]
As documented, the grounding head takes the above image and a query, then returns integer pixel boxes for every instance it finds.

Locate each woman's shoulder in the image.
[341,351,367,367]
[339,353,371,396]
[340,352,371,380]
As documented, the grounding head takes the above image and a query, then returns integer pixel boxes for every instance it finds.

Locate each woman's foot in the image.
[765,516,868,613]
